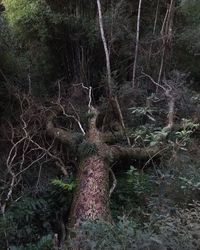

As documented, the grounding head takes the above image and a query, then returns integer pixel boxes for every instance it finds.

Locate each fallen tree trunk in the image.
[69,153,112,228]
[46,105,161,234]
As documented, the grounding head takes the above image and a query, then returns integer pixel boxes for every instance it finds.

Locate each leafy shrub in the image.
[66,205,200,250]
[111,166,153,220]
[0,178,74,249]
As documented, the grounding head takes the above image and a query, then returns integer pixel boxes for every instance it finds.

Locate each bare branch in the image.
[73,83,92,110]
[109,168,117,197]
[113,97,131,146]
[141,71,167,92]
[46,109,77,146]
[141,71,175,130]
[56,102,86,136]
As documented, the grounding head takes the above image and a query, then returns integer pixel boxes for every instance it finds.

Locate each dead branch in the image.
[46,109,77,146]
[72,83,92,110]
[109,168,117,197]
[141,71,175,130]
[113,97,131,145]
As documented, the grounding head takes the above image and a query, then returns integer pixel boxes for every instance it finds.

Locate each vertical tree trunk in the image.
[132,0,142,88]
[97,0,112,97]
[157,0,175,86]
[148,0,160,68]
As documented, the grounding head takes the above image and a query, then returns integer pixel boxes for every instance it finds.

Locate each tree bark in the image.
[68,106,112,228]
[132,0,142,88]
[68,153,111,228]
[46,106,161,231]
[109,145,160,161]
[97,0,112,97]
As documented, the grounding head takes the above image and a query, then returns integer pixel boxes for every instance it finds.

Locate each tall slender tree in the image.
[132,0,142,88]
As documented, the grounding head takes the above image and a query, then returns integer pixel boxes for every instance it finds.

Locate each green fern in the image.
[51,179,76,191]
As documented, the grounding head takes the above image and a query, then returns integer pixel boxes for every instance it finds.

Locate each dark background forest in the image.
[0,0,200,249]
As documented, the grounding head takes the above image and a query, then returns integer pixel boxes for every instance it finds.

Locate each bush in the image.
[66,203,200,250]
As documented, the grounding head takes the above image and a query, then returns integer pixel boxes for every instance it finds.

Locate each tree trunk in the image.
[68,106,112,228]
[46,105,161,233]
[132,0,142,88]
[68,153,112,228]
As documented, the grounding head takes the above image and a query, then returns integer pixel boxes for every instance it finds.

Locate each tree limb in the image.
[46,109,78,147]
[108,145,160,161]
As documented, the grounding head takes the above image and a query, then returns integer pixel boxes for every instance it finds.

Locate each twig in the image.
[141,71,167,92]
[109,168,117,197]
[142,146,169,171]
[57,102,86,136]
[73,83,92,111]
[141,71,175,129]
[114,97,131,146]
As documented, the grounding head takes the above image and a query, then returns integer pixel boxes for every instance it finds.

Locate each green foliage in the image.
[10,234,53,250]
[2,0,55,93]
[48,177,75,210]
[2,0,101,94]
[175,0,200,75]
[66,209,199,249]
[51,179,76,191]
[130,125,169,147]
[153,155,200,207]
[174,119,199,145]
[3,0,51,40]
[0,15,19,78]
[0,197,53,249]
[129,107,156,122]
[177,161,200,197]
[111,166,153,219]
[191,93,200,104]
[126,166,152,195]
[50,178,76,204]
[145,128,169,147]
[179,176,200,191]
[0,177,75,249]
[0,0,200,248]
[67,217,138,250]
[78,140,98,159]
[130,118,198,148]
